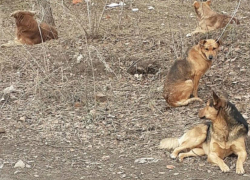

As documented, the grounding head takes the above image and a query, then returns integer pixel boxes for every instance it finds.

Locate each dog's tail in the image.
[159,137,179,149]
[231,17,240,25]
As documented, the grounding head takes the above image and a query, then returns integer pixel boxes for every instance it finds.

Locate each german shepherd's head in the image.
[199,39,220,61]
[193,0,212,19]
[198,91,248,137]
[10,10,36,26]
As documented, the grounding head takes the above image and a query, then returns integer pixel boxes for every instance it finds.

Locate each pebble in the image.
[14,160,25,168]
[134,157,158,164]
[166,165,175,169]
[174,173,179,176]
[19,116,26,122]
[0,128,5,133]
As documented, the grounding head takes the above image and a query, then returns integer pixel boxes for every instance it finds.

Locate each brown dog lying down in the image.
[159,92,248,174]
[3,10,58,46]
[187,0,240,37]
[163,39,220,107]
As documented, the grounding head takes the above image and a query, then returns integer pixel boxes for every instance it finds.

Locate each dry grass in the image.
[0,0,250,179]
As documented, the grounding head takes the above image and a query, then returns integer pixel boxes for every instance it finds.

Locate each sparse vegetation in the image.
[0,0,249,179]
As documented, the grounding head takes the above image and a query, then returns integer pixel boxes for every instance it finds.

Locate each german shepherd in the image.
[163,39,220,107]
[2,10,58,47]
[187,0,240,37]
[159,92,248,174]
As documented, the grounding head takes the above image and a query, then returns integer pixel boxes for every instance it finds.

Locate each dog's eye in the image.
[205,48,209,51]
[213,48,216,50]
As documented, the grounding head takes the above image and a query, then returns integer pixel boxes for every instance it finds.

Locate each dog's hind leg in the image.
[170,124,208,158]
[178,148,205,162]
[170,80,200,107]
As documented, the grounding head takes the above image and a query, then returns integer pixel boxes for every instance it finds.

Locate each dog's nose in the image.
[209,55,213,60]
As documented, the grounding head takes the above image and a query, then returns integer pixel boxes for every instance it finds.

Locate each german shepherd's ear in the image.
[206,0,212,6]
[212,91,223,110]
[193,1,200,9]
[199,39,206,47]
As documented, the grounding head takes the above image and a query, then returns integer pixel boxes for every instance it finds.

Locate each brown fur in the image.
[159,92,248,174]
[163,39,220,107]
[10,10,58,45]
[188,0,240,36]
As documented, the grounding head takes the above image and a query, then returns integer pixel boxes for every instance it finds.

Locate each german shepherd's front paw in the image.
[170,153,177,159]
[236,167,245,174]
[178,153,184,162]
[220,164,230,173]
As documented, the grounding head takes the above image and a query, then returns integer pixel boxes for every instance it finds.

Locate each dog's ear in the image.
[10,11,18,18]
[212,91,223,109]
[216,39,222,47]
[199,39,206,47]
[193,1,200,9]
[28,11,36,16]
[206,0,212,6]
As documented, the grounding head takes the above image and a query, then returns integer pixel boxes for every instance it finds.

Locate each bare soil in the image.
[0,0,250,179]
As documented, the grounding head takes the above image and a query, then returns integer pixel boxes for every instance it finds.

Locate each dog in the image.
[159,91,248,174]
[2,10,58,46]
[163,39,220,107]
[187,0,240,37]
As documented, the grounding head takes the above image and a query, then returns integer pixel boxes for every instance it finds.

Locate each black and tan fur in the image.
[187,0,240,36]
[159,92,248,174]
[163,39,220,107]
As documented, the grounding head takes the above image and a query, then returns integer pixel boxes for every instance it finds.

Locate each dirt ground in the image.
[0,0,250,179]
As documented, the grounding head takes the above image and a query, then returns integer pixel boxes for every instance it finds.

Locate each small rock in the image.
[243,114,249,119]
[34,174,39,178]
[159,172,165,175]
[207,170,211,173]
[174,173,179,176]
[234,96,242,100]
[0,128,5,133]
[102,155,110,161]
[121,174,126,178]
[19,116,26,122]
[95,92,107,102]
[77,54,83,63]
[14,170,21,175]
[89,109,96,117]
[166,165,175,169]
[3,85,16,94]
[148,6,154,10]
[26,164,31,168]
[199,163,205,167]
[134,157,158,164]
[14,160,25,168]
[134,74,142,81]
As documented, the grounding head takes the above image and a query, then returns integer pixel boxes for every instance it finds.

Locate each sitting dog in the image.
[187,0,240,37]
[163,39,220,107]
[3,10,58,46]
[159,91,248,174]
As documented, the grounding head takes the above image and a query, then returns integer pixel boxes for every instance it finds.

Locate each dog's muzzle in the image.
[208,55,213,60]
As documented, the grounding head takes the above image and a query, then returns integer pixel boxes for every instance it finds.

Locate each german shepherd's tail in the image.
[159,137,179,149]
[231,17,240,25]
